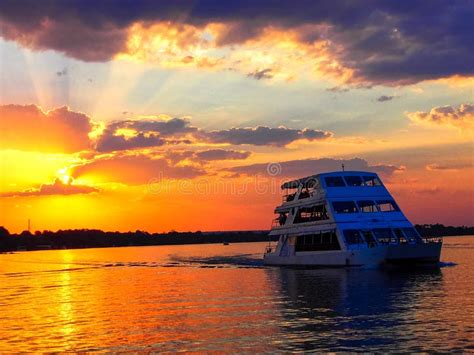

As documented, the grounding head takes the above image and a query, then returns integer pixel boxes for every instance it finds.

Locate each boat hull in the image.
[384,242,442,266]
[263,242,442,267]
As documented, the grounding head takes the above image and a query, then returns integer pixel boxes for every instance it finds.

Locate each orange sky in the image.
[0,3,473,232]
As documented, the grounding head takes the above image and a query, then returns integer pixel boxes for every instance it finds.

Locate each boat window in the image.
[332,201,358,214]
[357,200,378,213]
[362,176,382,187]
[361,230,377,247]
[325,176,346,187]
[344,176,363,186]
[343,230,365,244]
[276,212,288,226]
[402,228,423,243]
[295,231,341,252]
[376,200,400,212]
[372,228,393,244]
[294,204,329,223]
[285,193,296,202]
[393,228,407,243]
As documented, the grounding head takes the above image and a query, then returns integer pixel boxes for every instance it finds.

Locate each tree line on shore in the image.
[0,227,274,252]
[0,224,473,252]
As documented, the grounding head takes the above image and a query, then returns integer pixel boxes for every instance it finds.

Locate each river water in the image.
[0,236,473,352]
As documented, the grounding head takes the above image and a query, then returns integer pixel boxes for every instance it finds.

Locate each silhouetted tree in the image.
[0,226,9,238]
[19,230,32,237]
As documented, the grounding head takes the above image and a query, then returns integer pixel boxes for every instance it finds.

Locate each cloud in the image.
[56,67,67,77]
[200,126,332,146]
[406,103,474,131]
[426,163,472,171]
[96,132,166,152]
[377,95,396,102]
[0,104,93,153]
[95,117,197,152]
[71,153,206,184]
[162,149,251,165]
[195,149,251,161]
[327,86,350,93]
[0,104,332,153]
[226,157,403,178]
[247,68,273,80]
[371,164,405,175]
[120,117,197,135]
[163,150,195,164]
[1,1,472,84]
[0,15,127,62]
[95,119,333,151]
[414,187,442,195]
[1,178,99,197]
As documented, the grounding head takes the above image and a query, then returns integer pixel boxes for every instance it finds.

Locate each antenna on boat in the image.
[342,163,345,172]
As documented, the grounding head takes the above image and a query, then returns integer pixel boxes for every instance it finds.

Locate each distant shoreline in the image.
[0,229,277,252]
[0,224,473,253]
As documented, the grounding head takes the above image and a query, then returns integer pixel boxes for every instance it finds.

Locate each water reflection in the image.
[270,267,447,351]
[0,238,473,352]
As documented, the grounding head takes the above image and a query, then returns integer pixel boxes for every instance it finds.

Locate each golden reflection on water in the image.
[59,268,75,342]
[0,239,473,352]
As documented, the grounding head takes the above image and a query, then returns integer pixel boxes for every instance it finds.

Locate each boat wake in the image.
[3,254,265,277]
[168,254,264,268]
[438,261,457,268]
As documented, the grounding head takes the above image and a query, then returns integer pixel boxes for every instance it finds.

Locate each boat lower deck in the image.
[264,242,442,267]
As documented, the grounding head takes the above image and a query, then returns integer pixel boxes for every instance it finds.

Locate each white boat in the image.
[263,171,442,267]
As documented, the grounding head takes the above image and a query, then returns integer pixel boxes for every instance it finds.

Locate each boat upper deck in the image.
[280,171,390,204]
[272,171,409,234]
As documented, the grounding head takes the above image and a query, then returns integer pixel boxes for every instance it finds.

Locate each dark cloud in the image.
[0,178,99,197]
[95,117,197,152]
[0,104,93,153]
[128,118,197,135]
[227,157,403,178]
[201,126,332,146]
[377,95,396,102]
[324,2,474,84]
[96,118,333,151]
[105,117,197,136]
[163,150,195,164]
[195,149,251,161]
[1,1,472,84]
[95,132,166,152]
[247,68,273,80]
[0,13,127,61]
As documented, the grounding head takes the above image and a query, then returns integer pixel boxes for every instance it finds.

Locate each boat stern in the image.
[385,240,442,266]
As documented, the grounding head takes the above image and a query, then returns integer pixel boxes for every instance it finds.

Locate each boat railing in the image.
[282,189,320,203]
[265,244,277,254]
[271,218,283,228]
[282,193,296,203]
